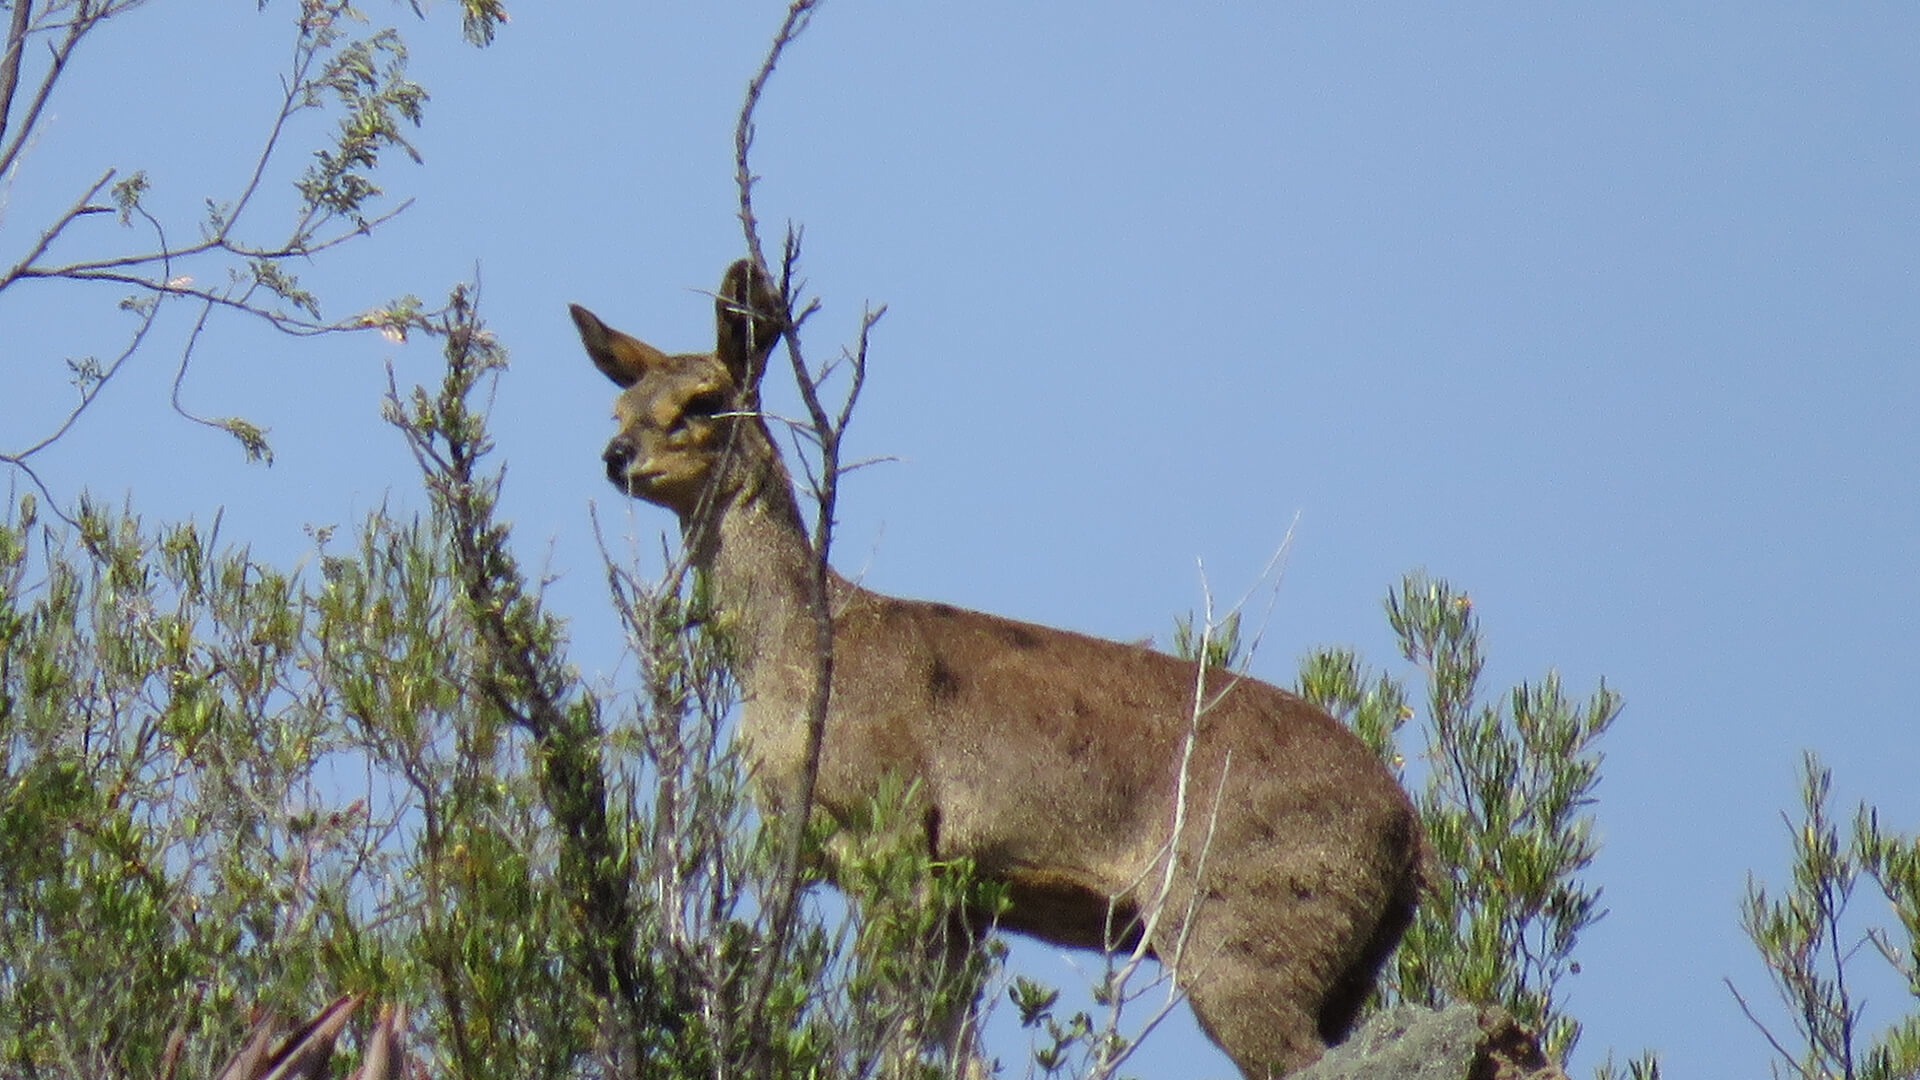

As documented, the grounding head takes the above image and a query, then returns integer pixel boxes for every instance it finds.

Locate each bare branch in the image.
[734,0,818,275]
[12,267,352,333]
[0,3,92,180]
[169,297,270,463]
[0,453,76,528]
[17,197,412,283]
[0,168,115,292]
[731,9,873,1075]
[217,4,330,246]
[2,264,164,465]
[0,0,33,151]
[1727,976,1820,1080]
[3,166,175,471]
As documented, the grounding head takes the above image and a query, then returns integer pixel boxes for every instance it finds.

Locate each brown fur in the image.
[570,261,1424,1079]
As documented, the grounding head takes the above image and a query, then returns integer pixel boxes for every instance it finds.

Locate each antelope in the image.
[570,260,1425,1079]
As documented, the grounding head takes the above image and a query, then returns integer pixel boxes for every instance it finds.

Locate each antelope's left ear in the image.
[570,304,668,388]
[713,259,786,385]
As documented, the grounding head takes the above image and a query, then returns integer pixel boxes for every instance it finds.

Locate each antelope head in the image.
[569,259,785,514]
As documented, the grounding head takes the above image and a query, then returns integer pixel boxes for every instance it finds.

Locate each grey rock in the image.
[1291,1005,1564,1080]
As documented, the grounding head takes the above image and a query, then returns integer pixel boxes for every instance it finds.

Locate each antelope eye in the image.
[682,390,729,422]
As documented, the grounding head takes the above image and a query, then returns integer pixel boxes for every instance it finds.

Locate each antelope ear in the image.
[570,304,667,388]
[713,259,785,385]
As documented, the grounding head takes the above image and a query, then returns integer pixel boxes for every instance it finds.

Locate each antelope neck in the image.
[690,459,829,687]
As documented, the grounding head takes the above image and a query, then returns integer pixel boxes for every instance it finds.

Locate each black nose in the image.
[603,437,634,486]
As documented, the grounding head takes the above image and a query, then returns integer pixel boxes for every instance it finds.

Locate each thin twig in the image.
[217,2,331,245]
[1071,578,1240,1080]
[1727,976,1820,1080]
[169,297,237,447]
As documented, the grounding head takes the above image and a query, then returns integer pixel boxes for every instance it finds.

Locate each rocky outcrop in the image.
[1294,1005,1568,1080]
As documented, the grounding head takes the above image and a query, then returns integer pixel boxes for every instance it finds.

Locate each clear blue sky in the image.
[7,4,1918,1078]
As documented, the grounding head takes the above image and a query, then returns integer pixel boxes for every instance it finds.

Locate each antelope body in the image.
[571,261,1424,1079]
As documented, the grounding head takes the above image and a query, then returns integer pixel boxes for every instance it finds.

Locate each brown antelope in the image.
[570,260,1424,1079]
